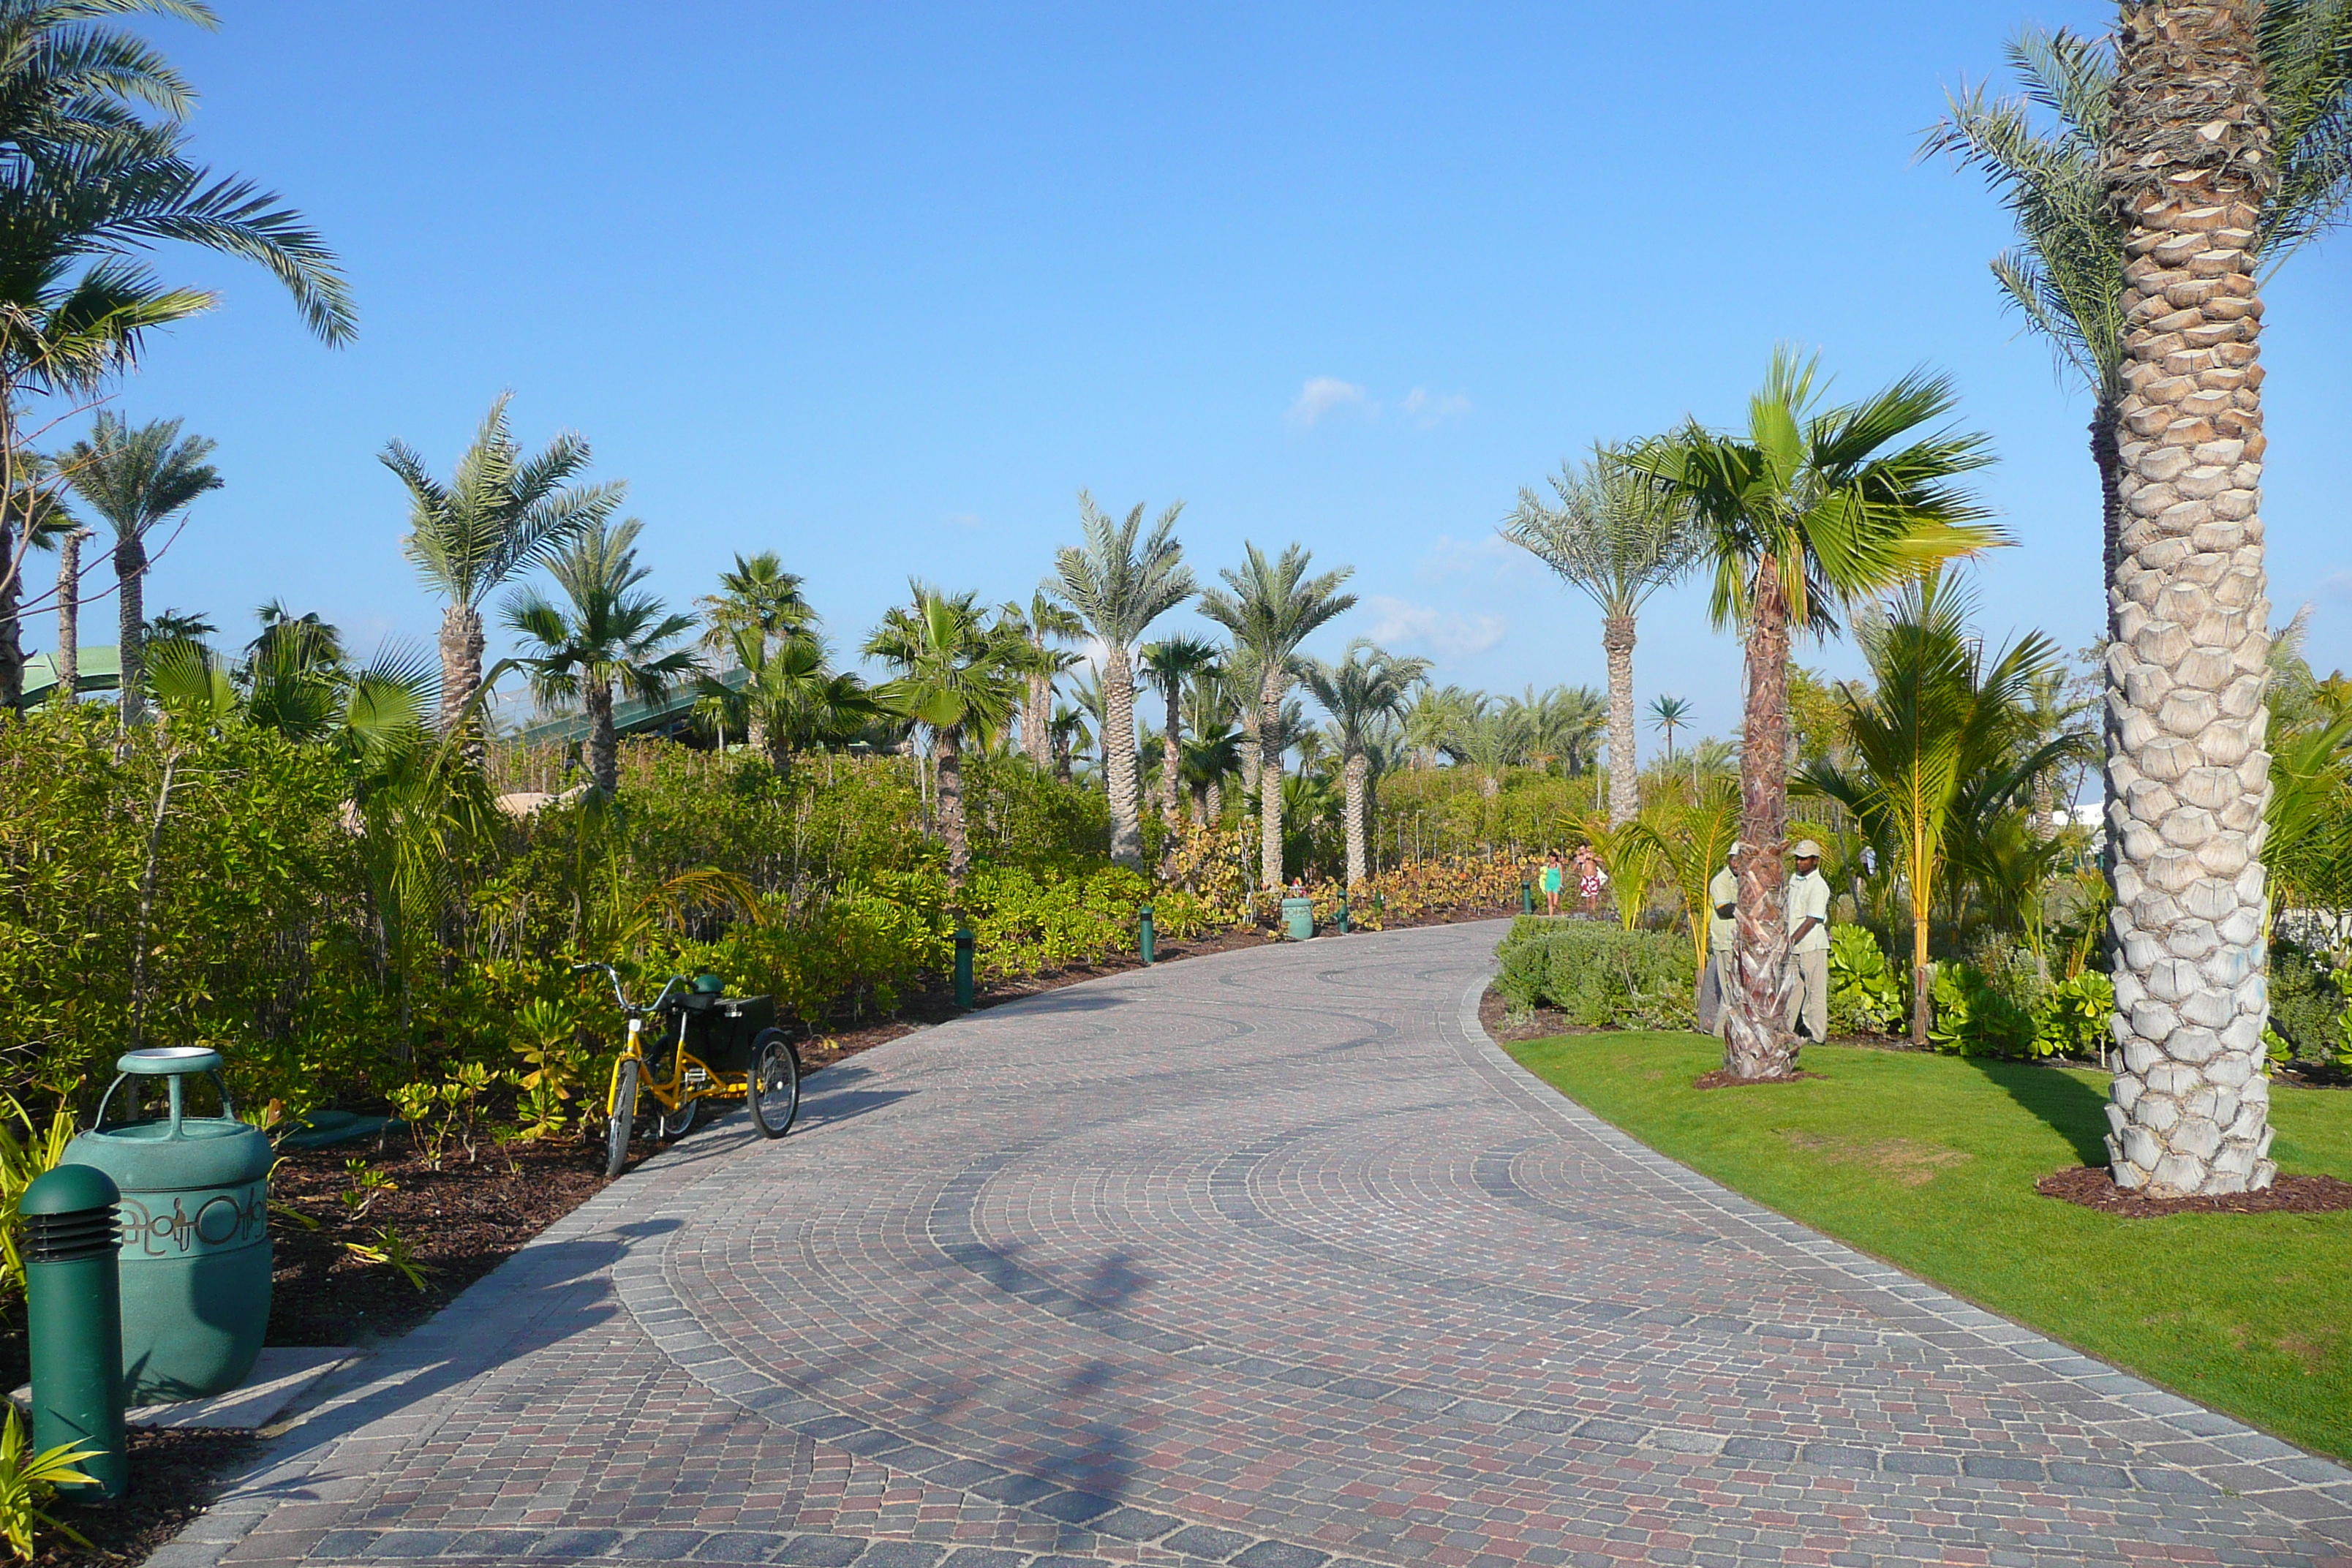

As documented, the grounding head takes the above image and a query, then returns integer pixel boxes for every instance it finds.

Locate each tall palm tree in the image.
[1448,702,1524,799]
[2095,0,2286,1196]
[1504,443,1701,826]
[1305,641,1429,886]
[1200,543,1356,892]
[1050,494,1196,868]
[695,624,878,782]
[1141,634,1221,830]
[505,517,698,796]
[864,585,1019,889]
[49,524,89,700]
[1648,693,1692,762]
[61,412,217,724]
[1631,350,1999,1081]
[0,0,353,707]
[382,394,619,739]
[698,551,812,647]
[1797,570,2077,1045]
[1003,589,1084,767]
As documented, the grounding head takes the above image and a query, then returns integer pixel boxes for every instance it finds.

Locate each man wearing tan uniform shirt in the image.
[1785,839,1831,1042]
[1698,844,1741,1036]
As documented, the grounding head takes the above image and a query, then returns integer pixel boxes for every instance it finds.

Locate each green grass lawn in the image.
[1506,1030,2352,1461]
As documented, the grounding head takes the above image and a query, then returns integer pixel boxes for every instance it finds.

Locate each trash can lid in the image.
[117,1046,224,1077]
[21,1163,121,1215]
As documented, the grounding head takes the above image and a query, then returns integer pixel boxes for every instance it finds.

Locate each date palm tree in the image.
[383,395,620,741]
[1142,633,1221,829]
[1306,640,1428,886]
[0,0,353,707]
[1051,494,1196,868]
[696,624,878,783]
[1199,543,1356,892]
[865,585,1019,889]
[505,517,698,796]
[1003,590,1085,768]
[2094,0,2291,1196]
[1504,444,1700,826]
[1631,350,1999,1081]
[61,412,217,724]
[1649,693,1692,762]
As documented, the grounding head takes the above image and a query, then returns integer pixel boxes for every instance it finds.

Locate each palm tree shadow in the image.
[1964,1055,2111,1166]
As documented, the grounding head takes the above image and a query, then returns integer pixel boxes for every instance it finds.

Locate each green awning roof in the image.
[20,646,121,702]
[512,666,748,747]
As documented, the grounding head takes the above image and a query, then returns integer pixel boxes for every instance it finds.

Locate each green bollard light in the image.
[954,929,975,1010]
[1139,905,1155,965]
[22,1164,127,1499]
[1337,894,1350,935]
[1520,880,1533,914]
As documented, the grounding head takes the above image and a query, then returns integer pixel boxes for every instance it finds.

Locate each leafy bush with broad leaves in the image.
[1827,926,1902,1034]
[2032,970,2114,1060]
[1495,916,1697,1030]
[2266,938,2349,1071]
[1926,961,2037,1058]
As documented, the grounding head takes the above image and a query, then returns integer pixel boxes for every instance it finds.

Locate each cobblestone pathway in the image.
[169,922,2352,1568]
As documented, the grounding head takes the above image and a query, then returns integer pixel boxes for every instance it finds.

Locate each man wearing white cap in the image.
[1786,840,1831,1043]
[1697,843,1741,1036]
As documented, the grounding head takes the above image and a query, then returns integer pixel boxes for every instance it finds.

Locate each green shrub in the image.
[1828,926,1902,1034]
[2031,970,2114,1060]
[2268,938,2349,1070]
[1927,961,2037,1058]
[1495,917,1696,1030]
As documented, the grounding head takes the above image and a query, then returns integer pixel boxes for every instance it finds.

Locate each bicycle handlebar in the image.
[569,961,694,1019]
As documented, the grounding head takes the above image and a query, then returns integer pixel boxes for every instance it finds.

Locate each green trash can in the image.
[1281,896,1316,941]
[65,1047,271,1403]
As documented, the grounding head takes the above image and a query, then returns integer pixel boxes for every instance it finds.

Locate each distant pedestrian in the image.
[1785,840,1831,1044]
[1539,851,1564,916]
[1697,843,1742,1036]
[1573,844,1603,916]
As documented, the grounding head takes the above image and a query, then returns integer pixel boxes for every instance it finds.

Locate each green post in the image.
[22,1165,127,1499]
[1521,880,1533,914]
[1139,905,1155,965]
[1337,895,1349,934]
[954,929,975,1009]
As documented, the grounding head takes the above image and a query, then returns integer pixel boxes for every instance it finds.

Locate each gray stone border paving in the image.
[1447,971,2352,1538]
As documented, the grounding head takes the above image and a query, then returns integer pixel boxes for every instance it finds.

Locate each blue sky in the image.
[48,0,2352,753]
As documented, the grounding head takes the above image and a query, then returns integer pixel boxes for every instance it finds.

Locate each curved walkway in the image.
[173,922,2352,1568]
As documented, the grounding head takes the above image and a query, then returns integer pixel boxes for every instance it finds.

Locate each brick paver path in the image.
[170,921,2352,1568]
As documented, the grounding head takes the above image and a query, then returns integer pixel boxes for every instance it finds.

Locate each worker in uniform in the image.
[1785,839,1832,1043]
[1697,843,1741,1036]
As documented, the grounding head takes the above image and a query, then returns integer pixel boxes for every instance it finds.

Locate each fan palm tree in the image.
[504,517,698,796]
[1630,350,1999,1080]
[1182,724,1242,823]
[1305,640,1429,886]
[61,412,217,724]
[382,395,620,740]
[1649,693,1692,761]
[1199,543,1356,891]
[2091,0,2291,1196]
[865,585,1019,887]
[1050,494,1196,868]
[0,0,353,707]
[1141,634,1221,830]
[1797,570,2078,1045]
[696,624,878,783]
[698,551,812,647]
[1504,443,1701,826]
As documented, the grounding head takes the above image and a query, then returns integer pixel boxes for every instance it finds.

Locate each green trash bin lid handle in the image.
[118,1046,223,1076]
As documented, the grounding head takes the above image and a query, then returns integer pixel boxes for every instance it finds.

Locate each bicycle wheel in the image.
[605,1057,640,1177]
[660,1094,698,1139]
[747,1030,800,1139]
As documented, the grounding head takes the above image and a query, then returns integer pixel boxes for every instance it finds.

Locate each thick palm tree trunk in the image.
[1025,666,1052,767]
[936,726,969,889]
[1603,612,1639,826]
[585,677,619,796]
[1103,648,1144,867]
[1259,674,1284,891]
[1343,750,1369,887]
[2100,0,2275,1196]
[54,530,87,701]
[0,532,21,712]
[116,533,147,725]
[437,602,486,739]
[1725,565,1797,1079]
[1161,687,1185,831]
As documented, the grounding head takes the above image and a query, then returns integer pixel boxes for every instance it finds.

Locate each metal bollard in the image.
[1139,905,1155,965]
[22,1164,127,1499]
[953,929,975,1009]
[1520,880,1533,914]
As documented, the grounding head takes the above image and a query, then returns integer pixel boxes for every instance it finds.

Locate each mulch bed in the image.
[2037,1165,2352,1217]
[34,1428,259,1568]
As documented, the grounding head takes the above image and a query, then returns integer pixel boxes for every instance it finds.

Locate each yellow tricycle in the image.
[573,963,802,1177]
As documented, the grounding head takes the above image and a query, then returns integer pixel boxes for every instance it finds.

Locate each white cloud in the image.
[2324,570,2352,600]
[1362,595,1507,658]
[1401,387,1471,428]
[1286,377,1374,426]
[941,512,984,529]
[1417,532,1533,587]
